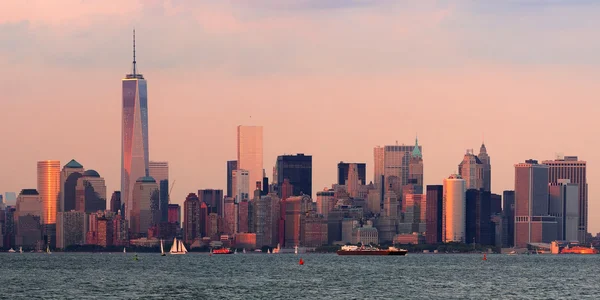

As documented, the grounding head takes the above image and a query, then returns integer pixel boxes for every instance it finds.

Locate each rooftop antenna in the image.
[132,28,137,76]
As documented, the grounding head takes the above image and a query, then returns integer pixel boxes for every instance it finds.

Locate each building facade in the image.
[37,160,60,225]
[60,159,84,213]
[443,174,465,243]
[458,150,484,191]
[426,185,444,244]
[237,125,263,200]
[130,177,159,237]
[337,162,366,186]
[226,160,238,197]
[276,154,312,198]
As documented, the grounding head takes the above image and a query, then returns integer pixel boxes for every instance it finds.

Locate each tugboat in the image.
[336,245,408,256]
[212,248,234,255]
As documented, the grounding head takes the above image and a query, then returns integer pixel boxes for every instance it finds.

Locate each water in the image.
[0,253,598,299]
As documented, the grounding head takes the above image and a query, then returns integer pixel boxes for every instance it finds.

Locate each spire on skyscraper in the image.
[132,29,137,76]
[411,136,422,158]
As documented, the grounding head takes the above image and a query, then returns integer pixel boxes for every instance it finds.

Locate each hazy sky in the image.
[1,0,599,231]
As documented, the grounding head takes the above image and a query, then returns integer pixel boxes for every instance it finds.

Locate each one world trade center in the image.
[122,30,149,223]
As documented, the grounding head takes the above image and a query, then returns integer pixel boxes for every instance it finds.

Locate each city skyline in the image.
[1,1,600,233]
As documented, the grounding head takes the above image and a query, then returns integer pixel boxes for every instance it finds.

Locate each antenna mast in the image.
[132,29,137,76]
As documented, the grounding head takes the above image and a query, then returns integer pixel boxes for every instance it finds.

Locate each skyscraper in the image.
[232,170,250,203]
[346,163,360,198]
[374,143,422,204]
[149,161,168,183]
[227,160,238,197]
[75,170,107,213]
[198,189,224,217]
[542,156,587,242]
[408,138,424,193]
[502,190,515,247]
[276,154,312,198]
[122,30,150,225]
[548,180,579,241]
[337,162,366,186]
[478,144,491,192]
[443,174,465,243]
[149,161,169,223]
[465,189,492,245]
[183,193,200,243]
[15,189,43,248]
[514,160,557,248]
[458,150,484,190]
[37,160,60,225]
[60,159,84,212]
[130,177,159,236]
[110,191,121,214]
[426,185,443,244]
[237,125,263,199]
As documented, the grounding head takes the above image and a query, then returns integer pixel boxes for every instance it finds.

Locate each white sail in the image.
[170,238,178,253]
[19,247,23,253]
[160,240,165,254]
[179,240,188,253]
[124,248,126,253]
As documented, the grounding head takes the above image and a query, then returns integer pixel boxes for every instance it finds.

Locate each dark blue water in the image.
[0,253,597,299]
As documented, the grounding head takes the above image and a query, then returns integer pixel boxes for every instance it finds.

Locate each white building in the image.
[443,174,466,243]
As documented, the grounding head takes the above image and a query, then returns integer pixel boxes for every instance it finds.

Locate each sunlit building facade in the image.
[443,174,466,243]
[237,125,263,199]
[37,160,60,225]
[130,177,159,237]
[122,33,150,224]
[60,159,84,213]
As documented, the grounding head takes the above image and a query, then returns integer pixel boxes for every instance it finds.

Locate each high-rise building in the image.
[149,161,169,222]
[15,189,43,248]
[198,189,224,217]
[122,31,150,225]
[56,211,87,249]
[227,160,238,197]
[337,162,366,186]
[184,193,200,243]
[37,160,60,225]
[232,170,250,203]
[465,189,492,245]
[542,156,588,243]
[168,204,180,225]
[237,125,263,199]
[549,180,579,241]
[5,192,17,206]
[374,143,422,204]
[110,191,121,214]
[223,197,237,235]
[514,160,557,248]
[238,199,249,233]
[148,161,168,183]
[316,190,335,218]
[285,195,311,247]
[75,170,107,213]
[502,191,515,247]
[408,138,424,194]
[426,185,443,244]
[458,150,484,190]
[59,159,84,213]
[130,177,159,237]
[373,147,385,188]
[443,174,466,243]
[478,144,491,192]
[346,163,361,198]
[276,154,312,197]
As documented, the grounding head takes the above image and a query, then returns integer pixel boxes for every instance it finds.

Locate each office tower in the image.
[502,191,515,247]
[97,217,114,247]
[549,180,579,241]
[490,194,502,215]
[198,189,224,217]
[130,177,159,236]
[280,179,293,201]
[56,211,87,249]
[199,201,209,237]
[122,31,150,225]
[316,190,335,218]
[262,176,269,196]
[478,143,491,192]
[285,195,311,247]
[408,138,424,193]
[37,160,60,225]
[402,193,426,233]
[303,212,328,247]
[443,174,466,243]
[337,162,366,186]
[168,204,180,225]
[223,197,237,235]
[232,170,250,203]
[60,159,84,212]
[254,194,276,247]
[15,189,43,248]
[514,160,557,248]
[374,143,422,203]
[112,215,129,246]
[373,147,385,189]
[227,160,238,197]
[426,185,444,244]
[465,189,492,245]
[346,163,360,198]
[542,156,588,242]
[237,125,263,199]
[149,161,169,222]
[75,170,107,213]
[110,191,121,214]
[376,186,399,243]
[458,150,484,190]
[367,189,381,214]
[276,154,312,197]
[5,192,17,206]
[184,193,200,243]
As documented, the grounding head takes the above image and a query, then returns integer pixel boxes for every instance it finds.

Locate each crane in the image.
[168,180,176,204]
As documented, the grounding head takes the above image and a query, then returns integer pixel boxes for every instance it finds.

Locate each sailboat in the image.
[19,247,23,254]
[169,238,187,255]
[267,249,271,254]
[160,240,166,256]
[123,247,126,254]
[294,245,298,255]
[8,248,16,253]
[243,248,246,254]
[46,245,51,254]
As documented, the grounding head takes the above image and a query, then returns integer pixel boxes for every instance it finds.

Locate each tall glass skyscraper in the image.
[122,30,150,224]
[237,125,263,197]
[37,160,61,225]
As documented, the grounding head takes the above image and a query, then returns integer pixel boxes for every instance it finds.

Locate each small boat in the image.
[243,248,246,254]
[294,246,298,255]
[19,247,23,254]
[160,240,166,256]
[267,249,271,254]
[46,245,51,254]
[507,250,517,256]
[169,238,188,255]
[234,249,238,254]
[336,245,408,256]
[213,248,234,255]
[272,244,281,254]
[123,248,126,254]
[8,248,16,253]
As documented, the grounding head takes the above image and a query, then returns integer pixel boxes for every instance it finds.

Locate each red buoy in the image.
[483,253,487,261]
[299,258,304,265]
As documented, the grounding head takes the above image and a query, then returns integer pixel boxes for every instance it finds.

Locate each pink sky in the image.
[1,1,599,232]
